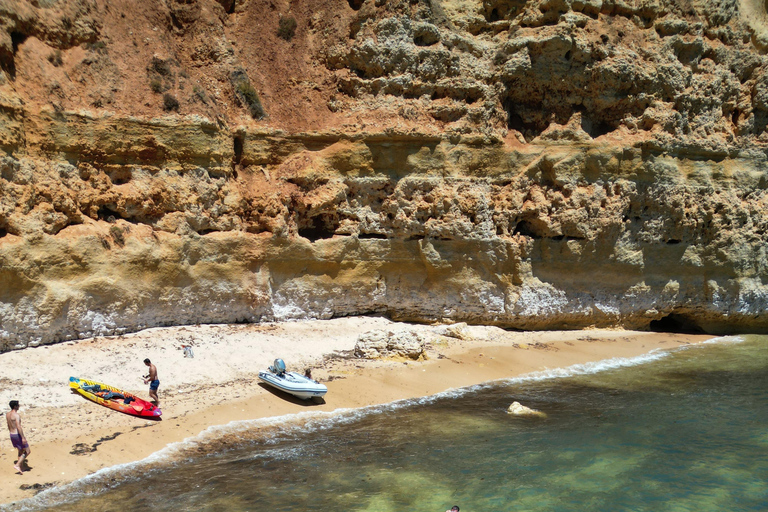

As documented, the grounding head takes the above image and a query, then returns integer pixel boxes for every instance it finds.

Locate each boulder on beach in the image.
[354,330,427,360]
[433,322,471,340]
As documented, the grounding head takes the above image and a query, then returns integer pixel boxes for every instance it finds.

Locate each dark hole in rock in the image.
[107,169,132,185]
[11,32,27,53]
[233,133,244,166]
[513,220,542,239]
[97,205,121,221]
[581,115,614,138]
[649,313,705,334]
[299,216,338,242]
[504,99,544,141]
[508,109,526,132]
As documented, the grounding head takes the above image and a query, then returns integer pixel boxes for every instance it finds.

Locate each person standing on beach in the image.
[143,358,160,406]
[6,400,30,475]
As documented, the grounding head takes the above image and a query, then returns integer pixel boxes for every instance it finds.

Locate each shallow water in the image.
[13,335,768,512]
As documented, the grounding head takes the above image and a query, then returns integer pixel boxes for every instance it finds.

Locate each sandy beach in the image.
[0,317,713,505]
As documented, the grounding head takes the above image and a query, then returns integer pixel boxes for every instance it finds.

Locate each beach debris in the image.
[433,322,471,340]
[507,401,547,418]
[70,443,94,455]
[19,482,55,494]
[182,345,195,358]
[354,330,427,360]
[527,341,558,351]
[70,432,123,455]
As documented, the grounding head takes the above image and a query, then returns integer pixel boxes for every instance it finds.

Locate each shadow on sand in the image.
[257,382,326,406]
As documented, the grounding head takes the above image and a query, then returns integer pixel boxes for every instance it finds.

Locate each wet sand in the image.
[0,317,713,505]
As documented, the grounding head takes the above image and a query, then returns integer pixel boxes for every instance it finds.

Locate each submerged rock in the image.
[507,401,547,418]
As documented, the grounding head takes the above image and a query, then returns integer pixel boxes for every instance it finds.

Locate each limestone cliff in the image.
[1,0,768,350]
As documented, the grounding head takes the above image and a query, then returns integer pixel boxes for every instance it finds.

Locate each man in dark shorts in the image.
[6,400,30,474]
[143,358,160,406]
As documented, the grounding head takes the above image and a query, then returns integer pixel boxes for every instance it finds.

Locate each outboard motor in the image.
[271,358,286,376]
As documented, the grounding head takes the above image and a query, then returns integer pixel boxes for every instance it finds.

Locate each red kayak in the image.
[69,376,162,418]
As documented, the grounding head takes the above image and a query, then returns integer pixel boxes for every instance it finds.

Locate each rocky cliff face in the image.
[1,0,768,350]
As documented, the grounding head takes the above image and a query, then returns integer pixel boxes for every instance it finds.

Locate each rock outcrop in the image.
[1,0,768,350]
[354,329,427,359]
[434,322,472,340]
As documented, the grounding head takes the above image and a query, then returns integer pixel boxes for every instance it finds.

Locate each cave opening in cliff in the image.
[299,215,339,242]
[233,133,244,167]
[580,115,614,138]
[11,32,27,54]
[513,220,542,239]
[107,168,132,186]
[503,99,543,142]
[753,112,768,136]
[649,313,705,334]
[2,31,28,78]
[97,205,123,223]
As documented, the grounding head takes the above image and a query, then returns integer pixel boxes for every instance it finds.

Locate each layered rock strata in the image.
[2,124,767,350]
[1,0,768,349]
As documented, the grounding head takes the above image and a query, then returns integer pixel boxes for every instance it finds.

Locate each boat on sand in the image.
[258,359,327,400]
[69,376,162,418]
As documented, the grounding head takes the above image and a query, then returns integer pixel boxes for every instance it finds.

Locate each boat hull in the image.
[258,371,327,400]
[69,377,162,418]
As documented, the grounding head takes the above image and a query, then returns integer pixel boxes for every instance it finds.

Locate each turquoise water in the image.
[11,335,768,511]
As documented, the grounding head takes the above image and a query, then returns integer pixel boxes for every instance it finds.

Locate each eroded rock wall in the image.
[2,128,767,349]
[1,0,768,349]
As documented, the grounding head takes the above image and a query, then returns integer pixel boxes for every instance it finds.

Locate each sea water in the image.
[9,335,768,512]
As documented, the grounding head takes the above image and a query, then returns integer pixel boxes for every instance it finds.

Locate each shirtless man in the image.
[6,400,30,475]
[143,358,160,406]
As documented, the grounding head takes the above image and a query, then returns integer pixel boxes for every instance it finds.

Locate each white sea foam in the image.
[4,335,745,512]
[402,347,674,406]
[692,334,746,345]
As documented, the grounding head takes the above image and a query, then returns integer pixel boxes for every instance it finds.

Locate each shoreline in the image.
[0,318,715,506]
